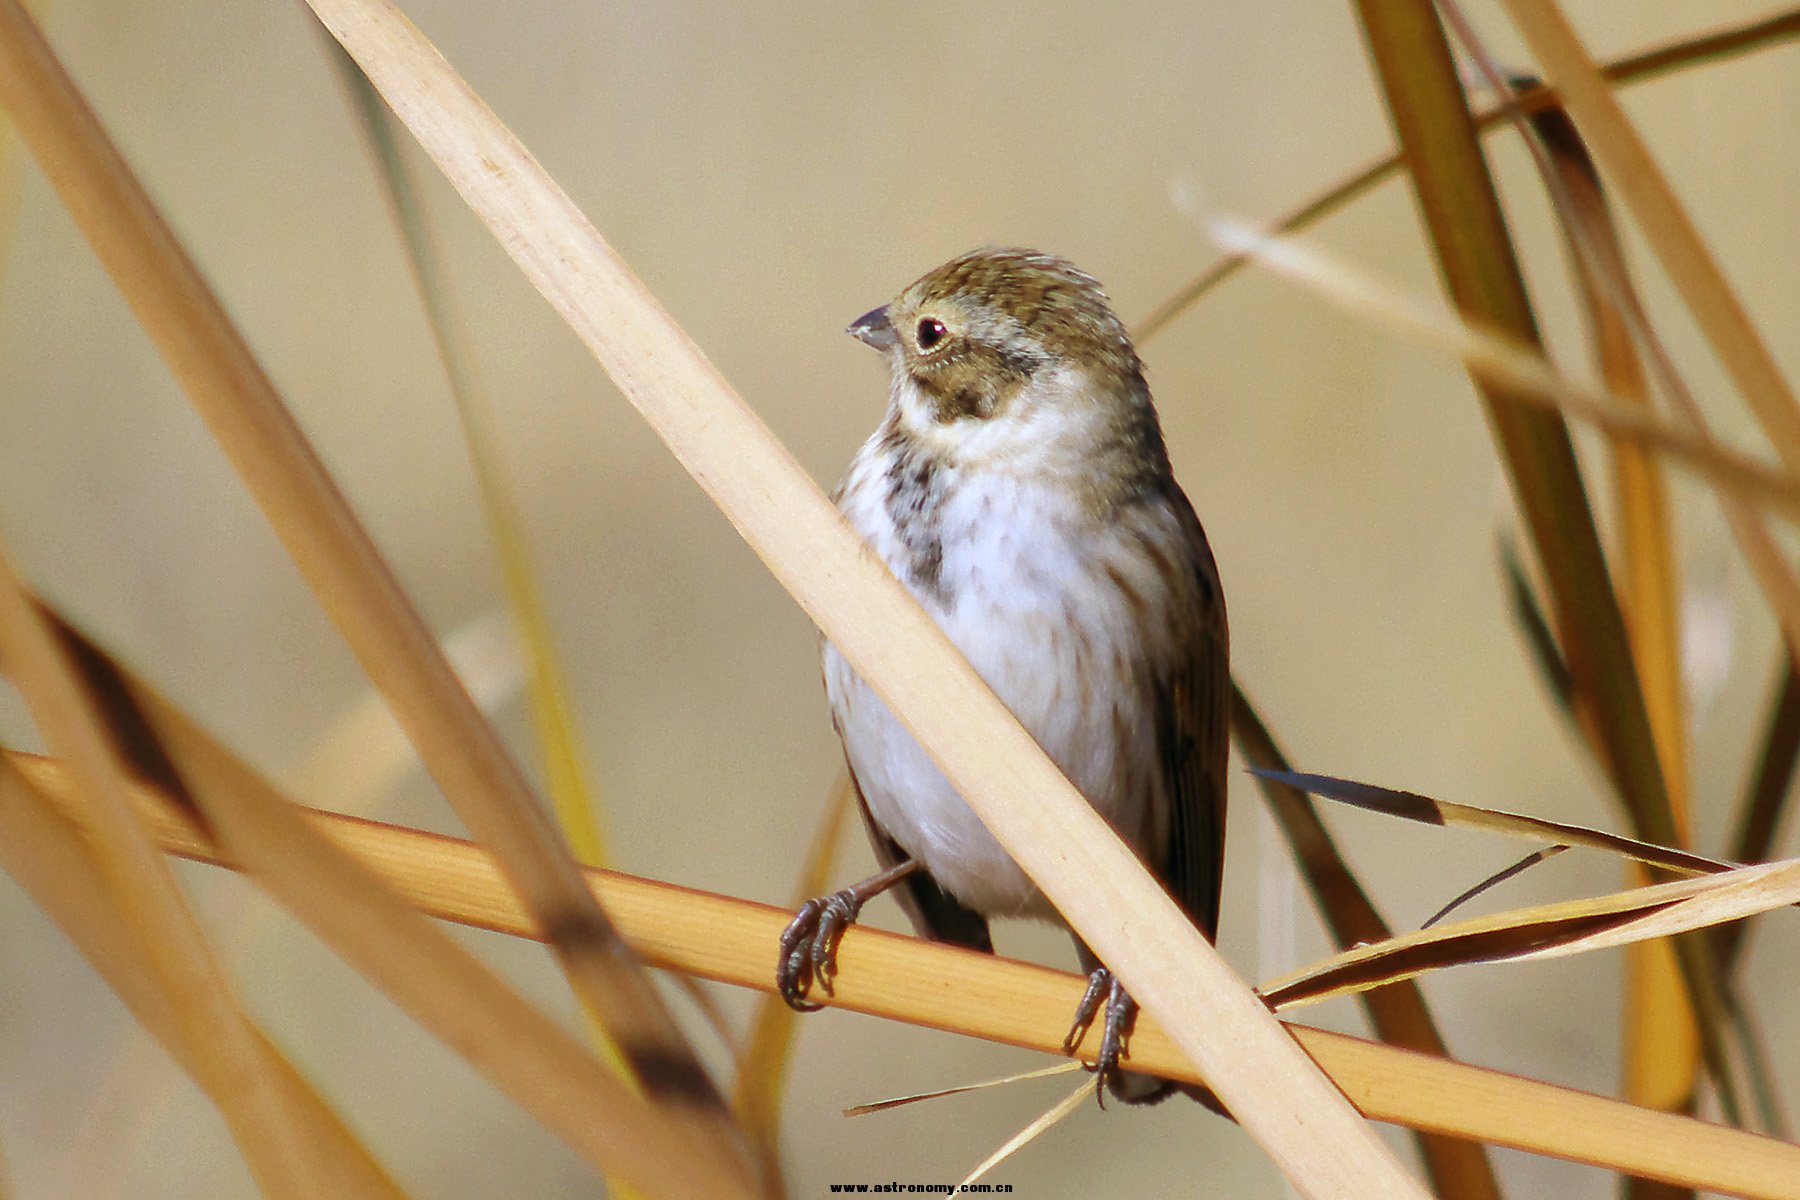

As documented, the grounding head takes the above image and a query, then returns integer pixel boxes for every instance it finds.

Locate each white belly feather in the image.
[824,447,1180,921]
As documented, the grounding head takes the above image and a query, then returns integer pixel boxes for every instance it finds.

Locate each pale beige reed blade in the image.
[1207,217,1800,527]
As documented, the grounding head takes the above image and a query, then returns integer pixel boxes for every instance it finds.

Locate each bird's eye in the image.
[916,317,948,352]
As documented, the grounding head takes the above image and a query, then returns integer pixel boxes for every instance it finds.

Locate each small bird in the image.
[778,248,1228,1104]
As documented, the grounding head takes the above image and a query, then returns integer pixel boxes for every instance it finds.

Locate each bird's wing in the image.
[1157,492,1230,941]
[851,773,994,954]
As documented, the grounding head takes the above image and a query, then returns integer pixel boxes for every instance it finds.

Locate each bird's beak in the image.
[847,305,897,351]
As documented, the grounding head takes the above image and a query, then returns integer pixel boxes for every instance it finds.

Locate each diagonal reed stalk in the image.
[15,745,1800,1199]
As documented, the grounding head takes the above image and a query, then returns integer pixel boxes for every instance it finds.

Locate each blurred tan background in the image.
[1,1,1796,1196]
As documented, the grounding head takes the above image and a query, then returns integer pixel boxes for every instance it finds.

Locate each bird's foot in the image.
[1061,965,1141,1107]
[777,888,865,1011]
[776,859,919,1012]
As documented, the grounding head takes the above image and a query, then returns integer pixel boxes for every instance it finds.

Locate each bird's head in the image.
[848,248,1165,480]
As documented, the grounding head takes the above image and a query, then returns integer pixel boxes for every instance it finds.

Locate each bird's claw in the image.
[777,888,864,1012]
[1062,966,1141,1107]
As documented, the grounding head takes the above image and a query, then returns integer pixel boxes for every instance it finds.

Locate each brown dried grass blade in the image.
[0,758,409,1200]
[1501,536,1575,712]
[733,773,855,1195]
[1472,38,1701,1146]
[0,0,739,1151]
[1258,770,1732,876]
[0,548,337,1195]
[1133,6,1800,343]
[25,751,1800,1198]
[301,1,1419,1194]
[1496,0,1800,469]
[1423,847,1570,929]
[1450,6,1796,1139]
[1233,688,1504,1200]
[1260,858,1800,1013]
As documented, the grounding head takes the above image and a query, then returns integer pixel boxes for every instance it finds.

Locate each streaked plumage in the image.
[782,248,1228,1105]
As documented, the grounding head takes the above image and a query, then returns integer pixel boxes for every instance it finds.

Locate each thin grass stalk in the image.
[1496,0,1800,469]
[1205,217,1800,530]
[21,750,1800,1199]
[0,550,331,1194]
[0,760,411,1200]
[1134,5,1800,345]
[327,41,610,870]
[302,2,1427,1195]
[326,47,666,1198]
[1233,687,1503,1200]
[0,0,744,1159]
[733,774,854,1199]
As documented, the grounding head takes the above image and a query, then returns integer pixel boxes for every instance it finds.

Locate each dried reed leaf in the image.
[734,773,854,1195]
[956,1080,1091,1192]
[301,2,1421,1194]
[0,758,410,1200]
[1233,688,1503,1200]
[1207,217,1800,524]
[1721,658,1800,967]
[1261,857,1800,1013]
[1259,770,1732,876]
[0,547,330,1194]
[26,752,1800,1199]
[1134,6,1800,344]
[0,0,739,1152]
[1423,847,1570,929]
[844,1062,1084,1118]
[1500,536,1575,712]
[1497,0,1800,469]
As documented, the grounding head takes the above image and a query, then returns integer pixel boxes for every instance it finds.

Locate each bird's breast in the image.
[826,447,1176,919]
